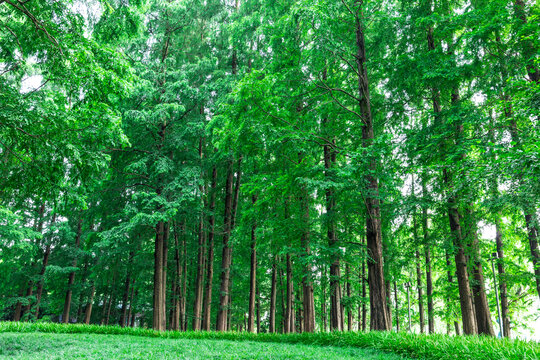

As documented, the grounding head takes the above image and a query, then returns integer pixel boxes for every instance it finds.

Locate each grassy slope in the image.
[0,332,403,360]
[0,322,538,360]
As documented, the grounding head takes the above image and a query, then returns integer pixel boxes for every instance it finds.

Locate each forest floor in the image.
[0,332,405,360]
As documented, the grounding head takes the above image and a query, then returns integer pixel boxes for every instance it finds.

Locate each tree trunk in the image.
[300,189,315,333]
[19,203,46,320]
[285,253,295,333]
[247,195,257,333]
[422,177,434,333]
[202,166,217,331]
[193,207,206,330]
[269,257,277,333]
[256,283,261,333]
[126,279,135,328]
[426,26,476,334]
[415,250,425,333]
[354,8,390,330]
[172,222,182,331]
[361,238,367,331]
[346,264,352,331]
[34,213,56,320]
[321,265,328,332]
[394,281,399,331]
[34,243,51,320]
[62,217,83,324]
[120,251,134,327]
[153,221,165,331]
[324,133,342,331]
[216,159,234,331]
[466,208,495,336]
[84,284,95,325]
[494,216,510,337]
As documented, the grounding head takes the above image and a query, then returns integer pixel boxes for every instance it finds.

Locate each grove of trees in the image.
[1,0,538,338]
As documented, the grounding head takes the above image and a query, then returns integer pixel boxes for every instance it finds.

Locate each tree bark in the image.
[324,130,342,331]
[354,4,390,330]
[346,264,352,331]
[247,195,257,333]
[62,217,83,324]
[193,204,206,330]
[494,216,511,337]
[120,251,134,327]
[202,166,217,330]
[216,159,234,331]
[415,250,425,333]
[466,208,495,336]
[394,281,399,331]
[285,253,295,333]
[153,221,165,331]
[269,257,277,333]
[426,26,477,335]
[422,177,434,333]
[84,284,95,325]
[300,189,315,333]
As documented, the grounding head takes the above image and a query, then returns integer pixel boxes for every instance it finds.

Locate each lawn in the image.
[1,322,539,360]
[0,332,405,360]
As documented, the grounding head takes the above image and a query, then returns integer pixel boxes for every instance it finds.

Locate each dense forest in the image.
[0,0,538,339]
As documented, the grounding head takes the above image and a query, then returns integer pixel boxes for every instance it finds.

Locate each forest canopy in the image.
[0,0,539,340]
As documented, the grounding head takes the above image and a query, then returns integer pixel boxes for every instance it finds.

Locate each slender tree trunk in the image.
[153,221,165,331]
[269,257,277,333]
[422,177,434,333]
[415,250,425,333]
[19,203,46,320]
[216,159,234,331]
[361,238,367,331]
[193,206,206,330]
[62,217,83,324]
[120,251,134,327]
[13,289,23,321]
[394,281,399,331]
[300,189,315,333]
[162,223,169,330]
[494,216,511,337]
[256,283,261,333]
[321,265,328,332]
[346,264,352,331]
[248,195,257,333]
[324,130,342,331]
[34,243,51,320]
[225,157,242,330]
[354,8,390,330]
[466,208,495,336]
[172,222,182,331]
[426,26,476,334]
[126,279,135,329]
[202,166,217,330]
[130,290,138,328]
[84,284,95,325]
[285,253,295,333]
[34,213,57,319]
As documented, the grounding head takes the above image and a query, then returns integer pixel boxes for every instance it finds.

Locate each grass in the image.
[1,322,539,360]
[0,332,403,360]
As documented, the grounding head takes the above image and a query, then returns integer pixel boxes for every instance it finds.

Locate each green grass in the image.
[0,332,403,360]
[0,322,538,360]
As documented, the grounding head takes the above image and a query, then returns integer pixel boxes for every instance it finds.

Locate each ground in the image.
[0,332,407,360]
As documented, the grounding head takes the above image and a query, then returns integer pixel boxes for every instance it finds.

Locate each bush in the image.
[0,322,538,360]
